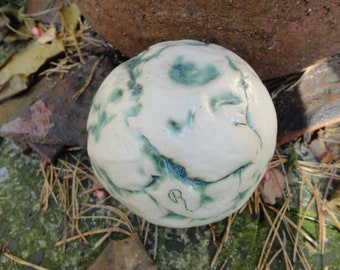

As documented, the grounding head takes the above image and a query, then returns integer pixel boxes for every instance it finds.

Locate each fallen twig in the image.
[73,56,104,100]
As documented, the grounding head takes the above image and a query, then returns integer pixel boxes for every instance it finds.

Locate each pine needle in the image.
[257,197,293,270]
[3,252,49,270]
[54,227,131,246]
[210,213,236,268]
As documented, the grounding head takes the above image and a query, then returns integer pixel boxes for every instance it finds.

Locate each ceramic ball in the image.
[87,40,277,228]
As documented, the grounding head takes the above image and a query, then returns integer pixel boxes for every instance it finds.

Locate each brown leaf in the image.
[258,168,286,205]
[328,189,340,215]
[320,152,334,164]
[87,233,157,270]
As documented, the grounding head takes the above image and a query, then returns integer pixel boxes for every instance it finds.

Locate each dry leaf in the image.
[60,3,81,33]
[320,152,334,164]
[3,74,28,95]
[37,26,56,44]
[258,168,286,205]
[87,233,157,270]
[0,39,64,102]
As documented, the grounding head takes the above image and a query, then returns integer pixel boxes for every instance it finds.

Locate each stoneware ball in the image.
[87,40,277,228]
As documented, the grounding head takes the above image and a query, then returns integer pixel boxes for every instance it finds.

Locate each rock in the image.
[75,0,339,80]
[270,52,340,146]
[0,54,115,161]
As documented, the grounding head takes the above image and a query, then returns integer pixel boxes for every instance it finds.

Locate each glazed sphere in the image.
[87,40,277,228]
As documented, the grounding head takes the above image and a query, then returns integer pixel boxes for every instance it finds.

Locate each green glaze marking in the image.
[226,56,261,145]
[167,119,183,133]
[210,93,243,110]
[92,162,151,198]
[124,46,172,100]
[88,106,116,142]
[182,40,206,46]
[128,83,143,98]
[125,44,174,94]
[139,45,170,62]
[199,193,214,206]
[221,164,254,214]
[167,108,196,134]
[145,175,161,188]
[140,135,207,189]
[139,41,205,63]
[124,103,142,117]
[140,135,254,191]
[126,58,141,81]
[125,58,143,99]
[164,212,187,220]
[186,108,196,127]
[214,162,253,182]
[232,186,253,210]
[168,56,219,86]
[109,88,124,103]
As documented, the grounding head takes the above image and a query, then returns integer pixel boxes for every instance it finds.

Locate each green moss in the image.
[0,139,103,269]
[1,138,339,269]
[148,226,212,269]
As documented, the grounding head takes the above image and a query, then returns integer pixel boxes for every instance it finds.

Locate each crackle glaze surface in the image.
[87,40,277,228]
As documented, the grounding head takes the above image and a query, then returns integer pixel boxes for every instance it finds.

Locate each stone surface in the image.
[75,0,339,80]
[269,52,340,146]
[0,54,115,161]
